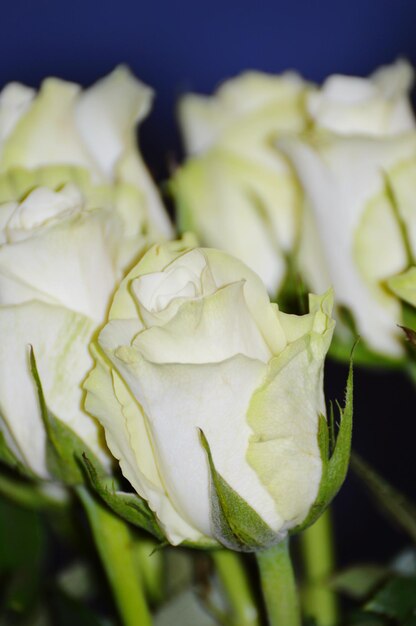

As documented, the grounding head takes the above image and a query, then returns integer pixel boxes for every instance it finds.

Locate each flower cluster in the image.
[4,60,415,564]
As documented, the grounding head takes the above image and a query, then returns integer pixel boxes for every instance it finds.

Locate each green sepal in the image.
[401,302,416,349]
[29,347,104,485]
[292,356,353,534]
[81,453,164,541]
[199,430,280,552]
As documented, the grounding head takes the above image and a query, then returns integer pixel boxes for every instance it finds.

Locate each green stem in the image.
[212,550,259,626]
[300,510,338,626]
[77,486,152,626]
[256,538,300,626]
[133,537,164,605]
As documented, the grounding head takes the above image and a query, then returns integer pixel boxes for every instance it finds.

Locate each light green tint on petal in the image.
[389,157,416,259]
[352,186,406,347]
[387,267,416,306]
[277,290,334,344]
[247,293,334,527]
[1,78,95,173]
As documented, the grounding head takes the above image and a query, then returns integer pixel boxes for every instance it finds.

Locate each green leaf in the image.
[29,347,103,485]
[351,452,416,544]
[81,454,164,541]
[365,576,416,621]
[346,610,387,626]
[293,357,353,533]
[199,430,279,552]
[331,565,388,600]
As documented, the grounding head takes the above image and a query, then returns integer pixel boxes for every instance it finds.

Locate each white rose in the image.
[279,60,416,358]
[280,129,416,357]
[172,72,312,296]
[85,239,335,547]
[0,182,148,477]
[0,66,173,238]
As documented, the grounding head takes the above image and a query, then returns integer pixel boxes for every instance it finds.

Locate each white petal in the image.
[0,82,35,145]
[104,349,280,537]
[0,210,121,322]
[75,66,153,180]
[131,281,272,364]
[108,235,202,322]
[179,71,308,155]
[84,345,201,544]
[0,301,107,477]
[173,152,291,296]
[203,248,288,355]
[280,133,416,355]
[1,78,95,173]
[76,65,173,238]
[247,311,333,528]
[308,60,415,136]
[6,184,82,241]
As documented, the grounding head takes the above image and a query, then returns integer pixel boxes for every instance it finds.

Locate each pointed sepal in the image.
[292,356,353,534]
[199,430,282,552]
[81,453,164,541]
[29,347,104,485]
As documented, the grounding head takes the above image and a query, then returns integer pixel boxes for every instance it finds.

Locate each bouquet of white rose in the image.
[0,60,415,626]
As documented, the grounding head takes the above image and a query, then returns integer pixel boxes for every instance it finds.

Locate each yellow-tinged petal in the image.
[387,266,416,307]
[247,293,335,528]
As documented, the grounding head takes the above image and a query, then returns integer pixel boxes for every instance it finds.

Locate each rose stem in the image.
[299,509,338,625]
[212,549,259,626]
[76,486,152,626]
[133,536,164,605]
[255,537,301,626]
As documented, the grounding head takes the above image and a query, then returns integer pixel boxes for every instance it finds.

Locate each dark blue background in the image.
[3,0,416,175]
[3,0,416,566]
